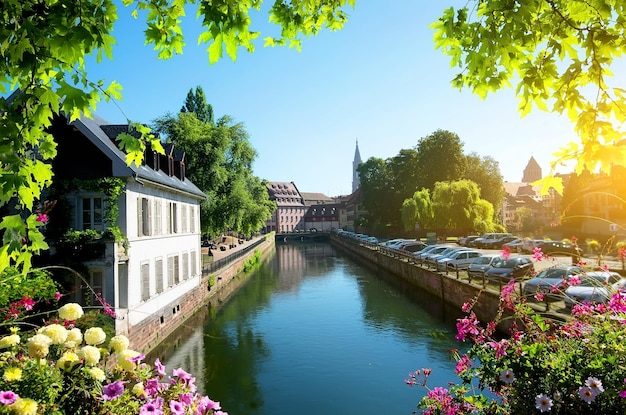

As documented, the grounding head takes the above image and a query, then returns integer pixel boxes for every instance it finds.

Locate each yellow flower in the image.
[109,335,130,353]
[86,367,105,382]
[78,345,101,366]
[66,328,83,344]
[26,334,52,358]
[38,324,68,345]
[3,367,22,382]
[117,349,141,371]
[58,303,84,321]
[10,397,38,415]
[57,352,80,371]
[84,327,106,346]
[132,382,145,397]
[0,334,20,349]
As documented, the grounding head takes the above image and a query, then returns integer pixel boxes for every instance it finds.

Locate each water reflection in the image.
[152,243,464,415]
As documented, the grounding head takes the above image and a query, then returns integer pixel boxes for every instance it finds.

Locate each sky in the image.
[85,0,580,197]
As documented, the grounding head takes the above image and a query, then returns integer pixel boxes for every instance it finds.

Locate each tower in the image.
[352,139,362,192]
[522,156,542,183]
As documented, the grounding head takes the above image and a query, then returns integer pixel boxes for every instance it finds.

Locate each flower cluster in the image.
[413,259,626,414]
[0,303,227,415]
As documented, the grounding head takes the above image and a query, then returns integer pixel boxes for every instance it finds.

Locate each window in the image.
[81,197,104,230]
[155,258,164,294]
[190,250,197,277]
[141,262,150,301]
[137,197,151,237]
[181,204,188,233]
[87,268,104,306]
[167,255,179,286]
[154,199,162,235]
[167,202,178,234]
[190,206,196,233]
[182,252,189,281]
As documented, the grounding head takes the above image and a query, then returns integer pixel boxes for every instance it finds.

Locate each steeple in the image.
[522,156,542,183]
[352,139,362,192]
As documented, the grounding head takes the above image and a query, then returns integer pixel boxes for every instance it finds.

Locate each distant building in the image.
[265,182,306,233]
[501,157,563,232]
[352,139,362,193]
[300,192,335,206]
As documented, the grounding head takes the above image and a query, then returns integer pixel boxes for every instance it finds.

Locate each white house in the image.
[48,112,207,341]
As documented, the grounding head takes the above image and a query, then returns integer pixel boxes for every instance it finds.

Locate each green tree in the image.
[357,157,402,229]
[433,1,626,193]
[0,0,354,275]
[153,110,274,237]
[431,179,496,233]
[401,188,433,232]
[463,152,504,213]
[181,86,214,125]
[415,130,466,191]
[390,148,420,203]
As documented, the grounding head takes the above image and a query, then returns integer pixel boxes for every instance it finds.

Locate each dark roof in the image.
[71,114,206,200]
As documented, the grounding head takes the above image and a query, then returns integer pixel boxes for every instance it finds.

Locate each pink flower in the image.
[534,293,544,302]
[102,380,125,401]
[501,246,511,260]
[461,302,472,312]
[532,247,544,261]
[569,275,581,286]
[169,400,185,415]
[455,313,481,342]
[20,297,35,311]
[455,354,471,375]
[35,213,48,223]
[154,358,166,376]
[487,339,508,358]
[54,292,63,301]
[0,391,18,405]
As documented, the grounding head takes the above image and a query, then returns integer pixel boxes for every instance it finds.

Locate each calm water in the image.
[150,243,466,415]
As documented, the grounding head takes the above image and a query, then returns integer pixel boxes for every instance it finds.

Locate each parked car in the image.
[413,244,442,260]
[384,239,413,250]
[437,250,482,271]
[484,256,534,281]
[523,265,585,301]
[470,233,513,249]
[398,241,427,253]
[536,240,583,257]
[379,238,409,248]
[482,235,519,250]
[467,254,501,280]
[564,271,626,308]
[457,235,480,247]
[416,245,453,262]
[424,246,464,266]
[366,236,379,244]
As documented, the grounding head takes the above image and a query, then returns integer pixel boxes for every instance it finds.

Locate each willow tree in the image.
[0,0,355,275]
[433,1,626,193]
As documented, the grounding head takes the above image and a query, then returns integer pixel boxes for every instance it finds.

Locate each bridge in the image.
[275,232,330,243]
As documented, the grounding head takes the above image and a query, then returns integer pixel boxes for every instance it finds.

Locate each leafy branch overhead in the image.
[0,0,354,275]
[432,1,626,192]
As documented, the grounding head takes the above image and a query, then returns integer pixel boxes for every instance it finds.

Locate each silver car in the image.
[564,271,625,307]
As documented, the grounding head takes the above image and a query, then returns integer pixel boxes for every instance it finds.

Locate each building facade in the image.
[48,113,206,338]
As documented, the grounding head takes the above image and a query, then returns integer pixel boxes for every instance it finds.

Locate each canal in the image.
[149,243,466,415]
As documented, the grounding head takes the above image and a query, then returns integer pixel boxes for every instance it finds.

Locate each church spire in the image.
[352,139,362,192]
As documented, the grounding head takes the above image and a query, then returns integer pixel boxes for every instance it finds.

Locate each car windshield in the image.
[578,276,610,286]
[474,256,495,265]
[492,259,518,268]
[535,268,570,279]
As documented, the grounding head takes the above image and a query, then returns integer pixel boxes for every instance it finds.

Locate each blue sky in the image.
[86,1,579,197]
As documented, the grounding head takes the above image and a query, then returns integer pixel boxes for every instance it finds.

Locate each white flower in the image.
[535,393,553,412]
[79,345,101,366]
[109,335,130,353]
[499,369,515,384]
[38,324,68,345]
[26,334,52,358]
[84,327,106,345]
[58,303,84,321]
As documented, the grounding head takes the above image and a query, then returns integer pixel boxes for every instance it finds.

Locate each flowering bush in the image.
[0,303,228,415]
[408,253,626,415]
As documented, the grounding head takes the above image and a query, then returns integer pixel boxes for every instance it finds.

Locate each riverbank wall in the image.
[330,234,512,329]
[130,235,276,355]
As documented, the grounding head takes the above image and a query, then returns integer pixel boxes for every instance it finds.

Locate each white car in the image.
[564,271,626,307]
[437,250,482,272]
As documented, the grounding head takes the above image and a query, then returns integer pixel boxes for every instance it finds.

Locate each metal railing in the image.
[201,237,267,275]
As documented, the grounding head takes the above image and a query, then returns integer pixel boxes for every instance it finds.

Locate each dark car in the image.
[484,256,534,281]
[457,235,480,247]
[536,240,583,257]
[467,254,501,280]
[523,265,585,301]
[483,235,519,250]
[398,241,427,253]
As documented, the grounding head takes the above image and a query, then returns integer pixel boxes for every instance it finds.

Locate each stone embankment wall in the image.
[129,236,275,355]
[330,235,505,327]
